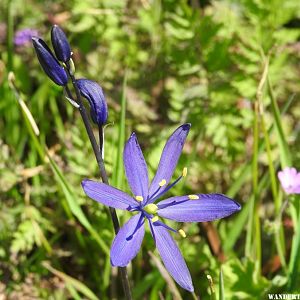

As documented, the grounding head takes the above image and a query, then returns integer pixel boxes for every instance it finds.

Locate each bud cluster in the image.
[32,25,108,125]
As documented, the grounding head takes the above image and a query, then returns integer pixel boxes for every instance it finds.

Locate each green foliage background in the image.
[1,0,300,299]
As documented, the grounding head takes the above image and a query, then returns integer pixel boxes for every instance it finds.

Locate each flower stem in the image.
[65,67,132,300]
[98,124,104,158]
[7,0,13,71]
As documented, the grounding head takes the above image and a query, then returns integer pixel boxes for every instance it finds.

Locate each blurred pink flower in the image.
[278,167,300,194]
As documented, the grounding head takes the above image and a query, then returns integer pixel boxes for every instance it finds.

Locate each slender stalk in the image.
[257,56,287,270]
[267,78,291,168]
[245,100,259,260]
[191,292,199,300]
[98,125,104,158]
[219,267,225,300]
[288,199,300,290]
[65,66,132,300]
[253,101,261,274]
[260,113,287,270]
[7,0,13,71]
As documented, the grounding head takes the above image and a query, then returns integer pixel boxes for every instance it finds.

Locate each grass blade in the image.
[112,72,127,189]
[267,78,292,168]
[219,267,225,300]
[43,261,99,300]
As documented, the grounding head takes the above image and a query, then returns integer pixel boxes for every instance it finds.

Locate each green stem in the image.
[267,78,291,167]
[98,125,104,158]
[260,114,287,269]
[258,58,287,270]
[288,199,300,290]
[245,101,259,261]
[7,0,13,71]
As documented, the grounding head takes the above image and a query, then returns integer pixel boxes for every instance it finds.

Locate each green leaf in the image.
[219,267,225,300]
[267,79,292,168]
[112,73,127,190]
[43,262,99,300]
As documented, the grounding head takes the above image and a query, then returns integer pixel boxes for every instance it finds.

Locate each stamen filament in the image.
[147,185,163,202]
[149,175,183,202]
[154,220,177,233]
[146,178,167,203]
[157,199,189,210]
[151,216,159,223]
[126,214,145,240]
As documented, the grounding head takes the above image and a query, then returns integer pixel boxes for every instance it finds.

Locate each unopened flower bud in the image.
[51,25,71,63]
[76,79,108,125]
[32,37,68,86]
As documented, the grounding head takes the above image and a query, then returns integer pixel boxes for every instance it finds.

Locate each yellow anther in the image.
[152,216,159,223]
[159,179,167,187]
[135,196,144,202]
[182,167,188,177]
[178,229,186,238]
[144,203,158,215]
[188,194,199,200]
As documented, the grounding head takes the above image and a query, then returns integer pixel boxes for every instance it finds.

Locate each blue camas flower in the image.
[76,79,108,126]
[82,124,241,292]
[32,37,68,86]
[51,25,71,63]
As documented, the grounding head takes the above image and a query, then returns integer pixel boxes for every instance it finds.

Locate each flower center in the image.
[144,203,158,215]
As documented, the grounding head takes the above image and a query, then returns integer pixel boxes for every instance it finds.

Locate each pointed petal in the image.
[32,37,68,86]
[157,194,241,222]
[149,124,190,197]
[278,167,300,194]
[111,213,145,267]
[124,133,149,199]
[150,221,194,292]
[82,179,136,210]
[51,25,71,63]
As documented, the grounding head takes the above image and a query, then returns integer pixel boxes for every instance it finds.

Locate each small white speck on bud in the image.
[63,88,80,108]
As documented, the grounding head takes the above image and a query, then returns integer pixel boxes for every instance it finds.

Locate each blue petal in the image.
[111,213,145,267]
[124,133,149,200]
[81,179,136,210]
[157,194,241,222]
[149,124,190,197]
[51,25,71,63]
[76,79,108,125]
[149,221,194,292]
[32,37,68,86]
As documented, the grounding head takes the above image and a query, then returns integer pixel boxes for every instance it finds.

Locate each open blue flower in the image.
[82,124,241,292]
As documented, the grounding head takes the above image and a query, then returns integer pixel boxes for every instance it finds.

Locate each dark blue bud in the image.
[51,25,71,63]
[76,79,108,126]
[32,37,68,86]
